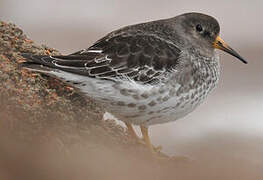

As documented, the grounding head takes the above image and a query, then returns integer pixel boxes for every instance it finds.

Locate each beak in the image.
[214,36,247,64]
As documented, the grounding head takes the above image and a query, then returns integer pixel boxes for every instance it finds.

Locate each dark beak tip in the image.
[237,58,248,64]
[239,56,248,64]
[214,37,248,65]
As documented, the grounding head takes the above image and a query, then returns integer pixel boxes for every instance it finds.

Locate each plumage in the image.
[23,31,182,86]
[21,12,247,155]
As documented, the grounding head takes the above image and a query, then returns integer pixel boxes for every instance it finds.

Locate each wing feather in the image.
[22,33,182,84]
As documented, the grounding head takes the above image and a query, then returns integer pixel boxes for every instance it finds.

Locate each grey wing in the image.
[22,33,182,84]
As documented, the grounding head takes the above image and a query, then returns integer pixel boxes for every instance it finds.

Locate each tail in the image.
[21,53,89,75]
[21,53,92,86]
[21,53,58,73]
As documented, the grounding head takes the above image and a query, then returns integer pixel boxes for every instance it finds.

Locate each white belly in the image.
[77,76,217,127]
[45,64,219,127]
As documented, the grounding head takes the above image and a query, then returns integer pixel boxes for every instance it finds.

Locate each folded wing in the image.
[22,33,182,85]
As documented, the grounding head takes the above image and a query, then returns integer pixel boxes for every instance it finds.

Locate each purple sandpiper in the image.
[22,12,247,156]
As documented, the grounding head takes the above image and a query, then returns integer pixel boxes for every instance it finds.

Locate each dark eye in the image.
[196,24,203,32]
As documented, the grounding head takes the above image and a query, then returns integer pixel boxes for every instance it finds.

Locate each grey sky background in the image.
[1,0,263,52]
[1,0,263,175]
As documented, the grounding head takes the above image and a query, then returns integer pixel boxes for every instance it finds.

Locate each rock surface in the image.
[0,21,189,180]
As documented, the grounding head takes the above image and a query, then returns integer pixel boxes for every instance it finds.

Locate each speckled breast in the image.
[103,56,220,126]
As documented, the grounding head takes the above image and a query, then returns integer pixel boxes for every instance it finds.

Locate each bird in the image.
[21,12,247,156]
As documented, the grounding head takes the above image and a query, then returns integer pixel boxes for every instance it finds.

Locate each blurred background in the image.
[1,0,263,179]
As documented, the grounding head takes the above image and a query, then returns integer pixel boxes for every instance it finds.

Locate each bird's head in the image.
[175,12,247,64]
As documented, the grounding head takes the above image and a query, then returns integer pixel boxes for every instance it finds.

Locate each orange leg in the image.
[125,123,162,154]
[125,122,139,139]
[140,126,162,154]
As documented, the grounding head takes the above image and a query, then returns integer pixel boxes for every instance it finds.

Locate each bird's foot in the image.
[130,135,163,153]
[138,139,163,153]
[125,122,163,153]
[125,123,190,162]
[125,123,168,159]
